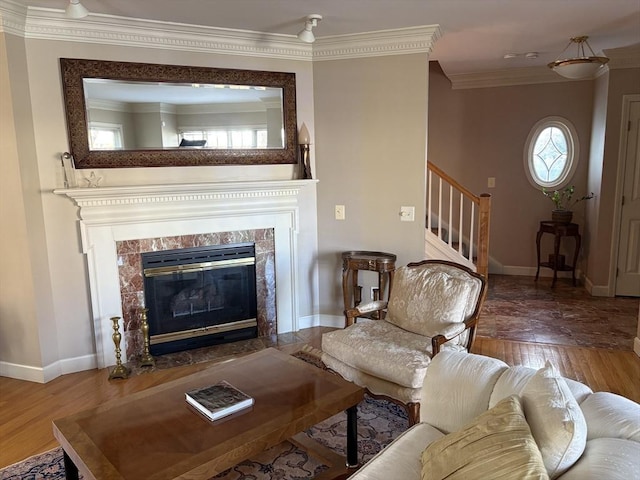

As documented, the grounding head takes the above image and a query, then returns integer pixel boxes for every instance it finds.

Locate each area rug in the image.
[0,348,408,480]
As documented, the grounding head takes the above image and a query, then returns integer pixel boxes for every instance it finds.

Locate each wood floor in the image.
[1,328,639,470]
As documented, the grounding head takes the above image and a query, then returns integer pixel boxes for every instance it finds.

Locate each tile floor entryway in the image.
[478,275,639,350]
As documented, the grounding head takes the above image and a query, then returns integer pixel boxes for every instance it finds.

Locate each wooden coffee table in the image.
[53,348,365,479]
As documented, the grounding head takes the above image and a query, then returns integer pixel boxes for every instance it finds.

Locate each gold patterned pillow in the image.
[421,395,549,480]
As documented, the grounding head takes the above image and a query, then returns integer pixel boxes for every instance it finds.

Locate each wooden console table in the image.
[535,221,581,288]
[342,251,396,321]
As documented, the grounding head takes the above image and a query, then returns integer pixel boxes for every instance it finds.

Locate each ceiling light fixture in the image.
[548,36,609,80]
[65,0,89,19]
[297,14,322,43]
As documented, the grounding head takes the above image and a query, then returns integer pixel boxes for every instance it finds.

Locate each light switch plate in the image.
[400,206,415,222]
[335,205,345,220]
[488,177,496,188]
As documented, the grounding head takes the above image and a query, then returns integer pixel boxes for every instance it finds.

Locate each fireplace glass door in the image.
[142,243,257,355]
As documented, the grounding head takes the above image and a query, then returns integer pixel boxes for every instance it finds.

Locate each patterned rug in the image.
[0,348,408,480]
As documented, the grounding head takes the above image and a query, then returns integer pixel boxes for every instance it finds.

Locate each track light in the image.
[65,0,89,19]
[297,14,322,43]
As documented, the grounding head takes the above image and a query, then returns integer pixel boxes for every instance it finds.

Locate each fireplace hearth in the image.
[142,243,258,355]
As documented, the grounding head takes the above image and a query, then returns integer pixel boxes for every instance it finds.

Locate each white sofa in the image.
[348,351,640,480]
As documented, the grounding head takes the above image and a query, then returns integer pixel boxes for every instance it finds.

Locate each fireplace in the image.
[55,180,311,369]
[142,243,258,355]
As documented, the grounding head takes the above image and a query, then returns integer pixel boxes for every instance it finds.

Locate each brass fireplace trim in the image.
[150,318,258,345]
[143,257,255,277]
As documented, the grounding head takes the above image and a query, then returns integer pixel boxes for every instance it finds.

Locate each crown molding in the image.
[449,46,640,89]
[1,2,440,62]
[447,64,612,90]
[0,2,313,60]
[0,0,27,36]
[448,66,564,89]
[312,25,442,61]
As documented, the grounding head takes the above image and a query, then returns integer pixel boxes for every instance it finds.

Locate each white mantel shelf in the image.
[54,179,317,209]
[54,179,318,224]
[54,179,317,368]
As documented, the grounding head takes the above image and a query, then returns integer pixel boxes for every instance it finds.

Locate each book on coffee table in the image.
[185,380,254,421]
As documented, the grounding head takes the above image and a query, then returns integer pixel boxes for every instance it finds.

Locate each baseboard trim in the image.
[0,361,47,383]
[634,337,640,358]
[583,276,613,297]
[501,266,580,278]
[300,314,344,330]
[0,354,98,383]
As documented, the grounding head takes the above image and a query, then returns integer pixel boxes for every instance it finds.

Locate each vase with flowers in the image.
[542,185,594,224]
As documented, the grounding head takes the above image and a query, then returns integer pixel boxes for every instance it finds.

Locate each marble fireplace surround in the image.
[56,180,312,369]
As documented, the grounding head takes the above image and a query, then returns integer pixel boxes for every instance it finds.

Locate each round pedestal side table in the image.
[341,251,397,325]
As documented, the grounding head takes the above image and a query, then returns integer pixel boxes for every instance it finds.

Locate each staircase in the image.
[426,162,491,277]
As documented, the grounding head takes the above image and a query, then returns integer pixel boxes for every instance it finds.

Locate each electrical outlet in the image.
[335,205,345,220]
[400,206,415,222]
[488,177,496,188]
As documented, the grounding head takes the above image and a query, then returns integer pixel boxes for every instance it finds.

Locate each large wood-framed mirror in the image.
[59,58,298,168]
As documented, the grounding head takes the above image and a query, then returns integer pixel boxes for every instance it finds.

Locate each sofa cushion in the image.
[555,438,640,480]
[421,351,508,434]
[322,319,465,389]
[421,395,549,480]
[345,422,445,480]
[579,392,640,441]
[490,365,537,407]
[386,264,481,344]
[522,362,587,479]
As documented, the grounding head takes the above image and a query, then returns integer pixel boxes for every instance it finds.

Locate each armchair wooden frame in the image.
[342,260,487,425]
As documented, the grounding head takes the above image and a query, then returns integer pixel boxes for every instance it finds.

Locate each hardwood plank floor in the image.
[2,329,639,469]
[1,274,639,470]
[471,337,640,402]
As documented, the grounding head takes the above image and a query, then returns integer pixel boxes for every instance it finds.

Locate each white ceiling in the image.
[12,0,640,77]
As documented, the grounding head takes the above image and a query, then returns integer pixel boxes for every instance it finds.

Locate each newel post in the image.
[477,193,492,278]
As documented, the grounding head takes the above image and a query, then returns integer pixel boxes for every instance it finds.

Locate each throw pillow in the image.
[521,361,587,479]
[421,395,549,480]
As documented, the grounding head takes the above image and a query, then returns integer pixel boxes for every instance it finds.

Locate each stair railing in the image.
[427,162,491,277]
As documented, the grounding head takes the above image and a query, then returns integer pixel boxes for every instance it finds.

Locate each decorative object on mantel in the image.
[85,171,103,188]
[298,123,313,179]
[542,185,594,224]
[60,152,77,188]
[547,36,609,80]
[138,308,155,368]
[297,14,323,43]
[108,316,130,380]
[65,0,89,19]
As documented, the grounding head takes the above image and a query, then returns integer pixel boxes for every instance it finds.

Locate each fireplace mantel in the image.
[55,179,317,368]
[55,180,316,222]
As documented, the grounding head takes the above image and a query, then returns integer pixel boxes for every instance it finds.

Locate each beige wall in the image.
[1,33,317,378]
[314,54,429,314]
[0,33,59,368]
[428,62,595,270]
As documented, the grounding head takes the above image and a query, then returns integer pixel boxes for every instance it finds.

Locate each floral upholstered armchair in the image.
[321,260,487,426]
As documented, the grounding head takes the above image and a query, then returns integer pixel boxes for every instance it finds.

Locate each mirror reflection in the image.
[84,79,285,151]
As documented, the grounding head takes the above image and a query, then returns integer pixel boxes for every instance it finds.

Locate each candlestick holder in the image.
[298,123,312,179]
[138,308,155,367]
[299,143,312,179]
[108,316,130,380]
